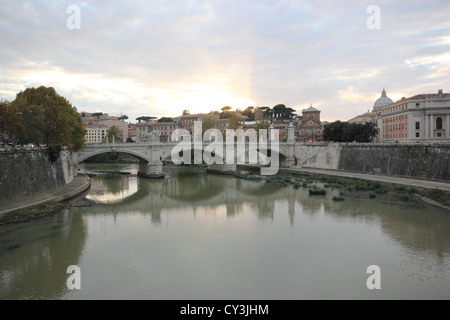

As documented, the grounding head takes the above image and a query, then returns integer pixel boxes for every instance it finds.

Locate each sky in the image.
[1,0,449,122]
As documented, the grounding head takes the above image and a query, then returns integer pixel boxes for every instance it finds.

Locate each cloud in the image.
[1,0,449,122]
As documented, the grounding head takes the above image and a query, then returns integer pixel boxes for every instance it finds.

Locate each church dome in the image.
[373,88,393,110]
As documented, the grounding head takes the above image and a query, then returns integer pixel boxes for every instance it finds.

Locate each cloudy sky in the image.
[1,0,449,122]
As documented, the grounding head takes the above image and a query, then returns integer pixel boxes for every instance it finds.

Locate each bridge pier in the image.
[283,140,296,168]
[138,160,165,179]
[284,156,296,168]
[207,163,237,175]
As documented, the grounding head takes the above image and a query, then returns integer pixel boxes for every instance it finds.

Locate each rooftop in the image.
[303,106,320,113]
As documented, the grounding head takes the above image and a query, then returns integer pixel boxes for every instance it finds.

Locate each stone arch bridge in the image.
[73,141,296,178]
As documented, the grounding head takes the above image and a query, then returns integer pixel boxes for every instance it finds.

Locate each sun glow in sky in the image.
[1,0,450,122]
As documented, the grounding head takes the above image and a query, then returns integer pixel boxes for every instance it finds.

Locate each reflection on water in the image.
[86,175,138,204]
[0,210,87,300]
[0,163,449,300]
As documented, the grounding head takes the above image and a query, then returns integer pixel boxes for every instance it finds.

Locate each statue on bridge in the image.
[140,130,161,143]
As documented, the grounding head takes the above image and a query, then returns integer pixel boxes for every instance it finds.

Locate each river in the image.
[0,163,449,300]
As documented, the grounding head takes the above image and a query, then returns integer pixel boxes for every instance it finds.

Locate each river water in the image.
[0,163,449,300]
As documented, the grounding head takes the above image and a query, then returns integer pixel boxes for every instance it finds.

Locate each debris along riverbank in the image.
[0,173,91,224]
[235,166,450,209]
[0,189,91,225]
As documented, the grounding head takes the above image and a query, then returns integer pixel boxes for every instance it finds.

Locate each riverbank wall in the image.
[294,143,450,181]
[0,148,74,205]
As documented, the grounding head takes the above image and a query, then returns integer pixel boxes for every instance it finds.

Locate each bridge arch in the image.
[75,149,151,164]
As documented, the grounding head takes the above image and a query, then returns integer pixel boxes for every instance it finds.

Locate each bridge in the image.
[73,124,300,178]
[73,139,296,178]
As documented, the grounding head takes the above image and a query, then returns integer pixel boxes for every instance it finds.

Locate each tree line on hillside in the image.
[0,86,86,154]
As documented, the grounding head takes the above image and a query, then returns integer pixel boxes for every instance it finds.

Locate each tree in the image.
[323,121,344,142]
[273,104,296,120]
[0,100,24,141]
[104,125,122,143]
[220,106,235,119]
[259,106,272,119]
[284,107,297,119]
[118,115,128,120]
[220,111,234,119]
[323,121,378,143]
[342,123,360,142]
[241,106,255,121]
[158,117,174,123]
[360,122,378,142]
[273,104,286,119]
[136,116,157,123]
[227,114,242,130]
[12,86,85,150]
[202,116,217,135]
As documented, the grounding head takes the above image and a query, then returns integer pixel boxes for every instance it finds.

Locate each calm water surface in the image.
[1,163,449,300]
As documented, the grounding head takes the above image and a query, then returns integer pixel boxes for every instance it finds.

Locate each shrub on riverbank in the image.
[423,188,450,206]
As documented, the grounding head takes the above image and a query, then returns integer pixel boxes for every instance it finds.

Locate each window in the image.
[415,122,420,130]
[416,103,420,108]
[416,132,420,138]
[437,132,442,137]
[436,117,443,130]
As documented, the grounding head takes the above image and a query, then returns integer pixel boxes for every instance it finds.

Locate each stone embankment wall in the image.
[294,143,450,181]
[0,148,74,204]
[295,142,341,169]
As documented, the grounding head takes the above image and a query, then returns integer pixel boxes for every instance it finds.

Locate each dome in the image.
[373,88,393,110]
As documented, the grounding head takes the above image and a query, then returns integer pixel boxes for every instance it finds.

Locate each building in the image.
[373,88,394,111]
[81,112,129,142]
[173,113,220,134]
[135,112,226,143]
[378,89,450,142]
[270,119,301,141]
[136,121,181,143]
[298,106,323,142]
[347,89,393,125]
[348,111,377,124]
[127,123,137,142]
[215,118,229,133]
[254,107,264,121]
[85,125,108,144]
